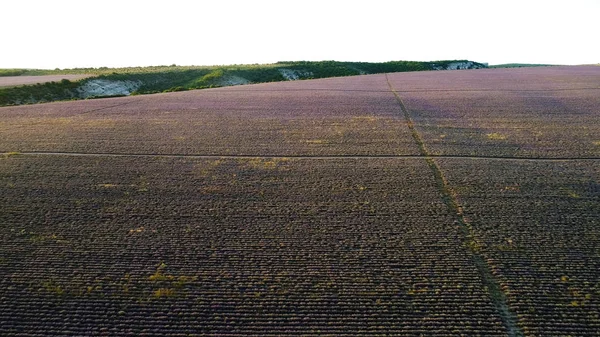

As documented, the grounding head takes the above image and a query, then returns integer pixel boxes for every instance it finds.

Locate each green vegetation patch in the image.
[0,79,80,105]
[2,151,21,159]
[0,69,28,77]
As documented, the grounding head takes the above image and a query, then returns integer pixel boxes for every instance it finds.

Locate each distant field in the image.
[0,74,92,87]
[489,63,557,68]
[1,66,598,336]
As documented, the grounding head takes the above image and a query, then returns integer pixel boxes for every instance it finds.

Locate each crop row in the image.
[438,158,600,336]
[2,66,598,336]
[0,155,505,335]
[387,66,600,159]
[0,74,421,156]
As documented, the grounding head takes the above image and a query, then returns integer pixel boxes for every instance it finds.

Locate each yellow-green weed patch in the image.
[487,132,507,140]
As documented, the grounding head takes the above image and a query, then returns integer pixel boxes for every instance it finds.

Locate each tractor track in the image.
[7,151,599,162]
[385,73,525,337]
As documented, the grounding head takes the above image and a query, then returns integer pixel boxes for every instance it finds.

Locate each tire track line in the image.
[5,151,599,162]
[209,87,600,94]
[78,99,138,115]
[385,73,524,337]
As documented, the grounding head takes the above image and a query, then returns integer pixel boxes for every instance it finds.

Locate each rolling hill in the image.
[0,60,486,106]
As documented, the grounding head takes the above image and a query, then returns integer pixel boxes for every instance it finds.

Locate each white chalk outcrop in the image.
[279,69,314,81]
[77,79,141,98]
[220,75,250,86]
[432,61,484,70]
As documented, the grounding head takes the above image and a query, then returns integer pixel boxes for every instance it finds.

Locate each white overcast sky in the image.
[1,0,599,69]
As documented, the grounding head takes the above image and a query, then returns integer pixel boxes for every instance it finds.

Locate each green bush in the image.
[0,69,27,77]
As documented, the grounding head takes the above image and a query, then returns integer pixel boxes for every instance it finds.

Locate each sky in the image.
[1,0,599,69]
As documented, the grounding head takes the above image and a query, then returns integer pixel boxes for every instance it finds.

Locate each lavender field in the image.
[1,66,599,336]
